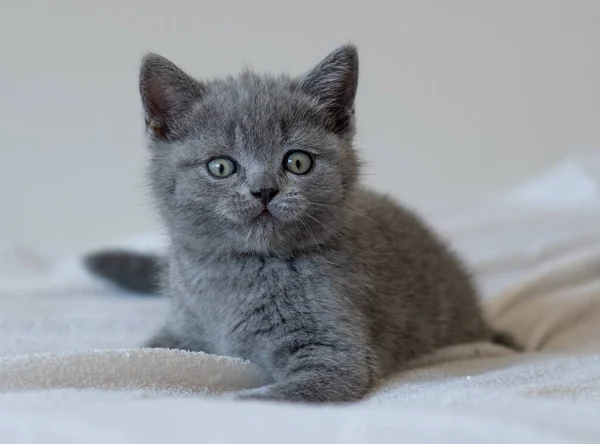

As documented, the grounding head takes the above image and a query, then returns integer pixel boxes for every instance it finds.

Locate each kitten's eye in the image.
[207,157,237,178]
[284,151,313,175]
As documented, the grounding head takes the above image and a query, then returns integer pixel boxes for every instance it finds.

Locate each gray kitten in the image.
[86,45,517,403]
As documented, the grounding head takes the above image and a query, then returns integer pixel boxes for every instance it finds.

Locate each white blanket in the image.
[2,158,600,443]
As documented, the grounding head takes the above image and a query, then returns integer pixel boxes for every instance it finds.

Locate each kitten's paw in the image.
[143,338,173,349]
[236,386,283,402]
[143,328,183,350]
[236,382,356,403]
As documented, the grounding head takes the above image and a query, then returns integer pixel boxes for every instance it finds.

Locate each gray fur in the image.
[84,250,163,294]
[93,45,502,403]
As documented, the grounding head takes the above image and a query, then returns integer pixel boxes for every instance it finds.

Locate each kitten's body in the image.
[86,45,510,402]
[150,187,488,401]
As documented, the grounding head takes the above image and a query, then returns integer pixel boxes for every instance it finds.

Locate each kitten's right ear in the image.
[139,53,204,140]
[299,44,359,134]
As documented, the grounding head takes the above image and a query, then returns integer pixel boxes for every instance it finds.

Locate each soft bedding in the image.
[1,156,600,443]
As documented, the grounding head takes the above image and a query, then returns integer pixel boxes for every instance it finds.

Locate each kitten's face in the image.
[141,46,359,254]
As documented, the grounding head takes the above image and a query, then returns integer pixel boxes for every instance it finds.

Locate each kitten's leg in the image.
[241,342,378,403]
[143,323,211,353]
[144,326,186,349]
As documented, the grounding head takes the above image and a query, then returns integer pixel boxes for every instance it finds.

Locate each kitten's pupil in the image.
[218,164,224,174]
[295,159,301,169]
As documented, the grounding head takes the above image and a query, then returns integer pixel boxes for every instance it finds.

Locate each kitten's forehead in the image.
[197,74,319,129]
[185,73,326,158]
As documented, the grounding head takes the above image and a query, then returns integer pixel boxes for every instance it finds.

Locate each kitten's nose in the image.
[251,188,279,206]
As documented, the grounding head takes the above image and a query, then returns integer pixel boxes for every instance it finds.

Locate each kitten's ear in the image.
[299,44,359,134]
[139,53,204,140]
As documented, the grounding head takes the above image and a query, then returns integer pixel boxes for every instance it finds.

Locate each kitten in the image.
[86,45,516,402]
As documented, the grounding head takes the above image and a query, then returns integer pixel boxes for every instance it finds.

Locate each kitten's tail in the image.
[84,250,163,295]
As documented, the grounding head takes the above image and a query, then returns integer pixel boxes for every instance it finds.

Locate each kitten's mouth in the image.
[251,207,281,225]
[255,208,273,221]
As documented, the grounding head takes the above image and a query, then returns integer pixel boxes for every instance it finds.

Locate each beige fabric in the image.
[1,200,600,443]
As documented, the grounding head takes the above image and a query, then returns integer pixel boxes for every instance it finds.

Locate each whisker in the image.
[302,213,402,259]
[297,218,344,267]
[306,201,394,240]
[302,212,345,242]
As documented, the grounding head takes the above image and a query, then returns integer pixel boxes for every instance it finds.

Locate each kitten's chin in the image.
[218,211,332,255]
[236,218,305,255]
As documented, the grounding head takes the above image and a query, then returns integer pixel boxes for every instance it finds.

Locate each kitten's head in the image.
[141,45,360,255]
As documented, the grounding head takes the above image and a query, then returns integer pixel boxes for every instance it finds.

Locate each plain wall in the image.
[1,0,599,250]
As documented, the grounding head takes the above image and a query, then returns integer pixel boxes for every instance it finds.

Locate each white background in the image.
[1,0,599,250]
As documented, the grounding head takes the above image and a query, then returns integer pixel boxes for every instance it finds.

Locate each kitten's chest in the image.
[178,255,328,355]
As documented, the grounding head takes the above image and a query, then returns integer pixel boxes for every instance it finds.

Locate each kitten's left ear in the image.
[299,44,359,134]
[139,53,204,140]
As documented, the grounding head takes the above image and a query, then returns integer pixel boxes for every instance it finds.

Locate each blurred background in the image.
[1,0,599,251]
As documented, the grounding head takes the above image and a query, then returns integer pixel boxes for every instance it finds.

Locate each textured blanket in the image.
[2,158,600,442]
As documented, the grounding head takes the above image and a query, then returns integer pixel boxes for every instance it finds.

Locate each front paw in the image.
[143,328,183,350]
[237,386,285,402]
[236,378,363,403]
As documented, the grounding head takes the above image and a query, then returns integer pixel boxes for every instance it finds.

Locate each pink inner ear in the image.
[144,76,173,120]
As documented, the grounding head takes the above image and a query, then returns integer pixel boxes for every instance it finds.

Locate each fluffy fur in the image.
[86,45,508,403]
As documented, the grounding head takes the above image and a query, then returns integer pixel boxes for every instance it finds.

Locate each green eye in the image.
[207,157,237,178]
[284,151,313,175]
